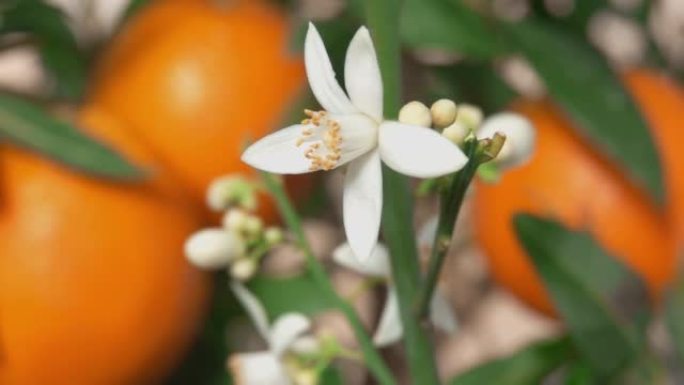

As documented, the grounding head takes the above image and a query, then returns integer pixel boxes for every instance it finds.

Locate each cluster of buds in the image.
[184,175,284,281]
[398,98,536,174]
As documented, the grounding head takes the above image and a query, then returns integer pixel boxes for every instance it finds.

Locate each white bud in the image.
[243,216,263,236]
[230,258,258,281]
[291,367,318,385]
[477,112,536,168]
[289,336,321,355]
[223,208,248,231]
[398,101,432,127]
[441,121,470,145]
[206,175,257,212]
[264,227,284,245]
[456,104,483,129]
[185,228,245,270]
[430,99,458,128]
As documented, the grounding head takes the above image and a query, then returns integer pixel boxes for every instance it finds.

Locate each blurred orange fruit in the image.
[474,70,682,315]
[625,70,684,244]
[0,105,212,385]
[88,0,307,220]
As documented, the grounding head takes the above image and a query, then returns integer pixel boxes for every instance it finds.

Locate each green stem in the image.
[365,1,441,384]
[260,173,396,385]
[414,140,480,318]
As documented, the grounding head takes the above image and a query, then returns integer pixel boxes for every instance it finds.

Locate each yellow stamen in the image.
[297,109,343,171]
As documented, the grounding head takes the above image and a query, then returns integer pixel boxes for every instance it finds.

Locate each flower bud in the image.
[223,208,248,231]
[185,228,245,270]
[455,104,483,129]
[231,258,258,281]
[243,216,264,237]
[477,112,536,168]
[441,121,470,145]
[292,369,318,385]
[430,99,457,128]
[398,101,432,127]
[206,175,257,212]
[264,227,284,245]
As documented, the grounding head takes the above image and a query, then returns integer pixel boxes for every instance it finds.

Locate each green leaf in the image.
[505,20,665,205]
[449,337,573,385]
[0,0,87,100]
[564,360,599,385]
[0,93,144,179]
[319,367,344,385]
[400,0,503,60]
[248,273,336,318]
[665,271,684,364]
[514,214,651,378]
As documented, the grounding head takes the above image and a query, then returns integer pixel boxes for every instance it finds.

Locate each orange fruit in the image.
[88,0,307,219]
[0,105,212,385]
[624,70,684,244]
[473,74,680,315]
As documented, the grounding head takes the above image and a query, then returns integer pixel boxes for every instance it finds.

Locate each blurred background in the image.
[0,0,683,384]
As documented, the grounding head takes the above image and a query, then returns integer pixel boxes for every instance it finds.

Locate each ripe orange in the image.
[0,105,212,385]
[624,70,684,244]
[473,72,681,315]
[88,0,307,219]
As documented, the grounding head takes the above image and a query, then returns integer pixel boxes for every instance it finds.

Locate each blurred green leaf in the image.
[0,93,144,179]
[0,0,86,100]
[400,0,503,60]
[249,273,336,318]
[320,367,344,385]
[665,271,684,364]
[429,64,516,113]
[506,20,665,205]
[564,360,599,385]
[449,337,573,385]
[514,214,651,379]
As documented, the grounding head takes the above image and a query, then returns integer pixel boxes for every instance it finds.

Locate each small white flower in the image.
[242,23,468,260]
[229,282,315,385]
[332,243,457,347]
[185,228,245,270]
[476,112,536,168]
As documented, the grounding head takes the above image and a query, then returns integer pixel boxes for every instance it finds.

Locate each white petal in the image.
[305,23,357,114]
[343,151,382,260]
[477,112,536,168]
[378,121,468,178]
[332,242,391,277]
[241,124,313,174]
[430,292,458,334]
[184,228,244,270]
[230,282,270,340]
[345,26,383,121]
[269,313,311,356]
[373,288,403,347]
[228,351,291,385]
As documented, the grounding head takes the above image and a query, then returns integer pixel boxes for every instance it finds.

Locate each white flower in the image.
[242,23,468,260]
[229,282,316,385]
[332,243,457,347]
[476,112,536,168]
[184,228,245,270]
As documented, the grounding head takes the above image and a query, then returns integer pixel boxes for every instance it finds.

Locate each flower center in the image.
[297,109,343,171]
